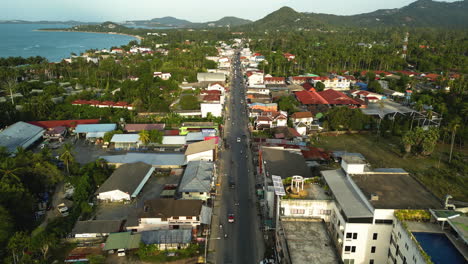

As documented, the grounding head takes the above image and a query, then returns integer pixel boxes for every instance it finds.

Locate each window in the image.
[199,192,204,195]
[353,233,358,239]
[369,260,374,264]
[405,243,409,250]
[373,233,378,240]
[375,219,393,224]
[346,233,352,239]
[290,208,305,214]
[344,259,354,264]
[351,246,356,253]
[371,246,376,253]
[345,246,351,253]
[320,209,331,215]
[173,216,179,220]
[398,232,401,238]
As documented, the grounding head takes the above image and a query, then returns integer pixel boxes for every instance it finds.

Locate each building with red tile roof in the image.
[28,119,100,129]
[294,90,328,105]
[264,77,286,84]
[318,89,361,106]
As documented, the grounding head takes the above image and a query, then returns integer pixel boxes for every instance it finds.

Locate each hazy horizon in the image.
[1,0,461,23]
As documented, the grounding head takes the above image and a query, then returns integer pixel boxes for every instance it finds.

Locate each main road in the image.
[211,51,264,264]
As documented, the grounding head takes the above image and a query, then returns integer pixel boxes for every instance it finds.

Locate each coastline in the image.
[35,29,143,41]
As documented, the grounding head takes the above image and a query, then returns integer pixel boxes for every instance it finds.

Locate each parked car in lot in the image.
[57,203,69,217]
[117,249,126,257]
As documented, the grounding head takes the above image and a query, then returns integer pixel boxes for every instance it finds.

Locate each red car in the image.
[228,214,235,223]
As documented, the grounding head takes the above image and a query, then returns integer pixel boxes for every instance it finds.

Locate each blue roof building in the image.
[100,153,186,168]
[0,121,44,153]
[75,124,116,138]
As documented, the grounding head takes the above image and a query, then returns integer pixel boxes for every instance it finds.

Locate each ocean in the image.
[0,24,138,62]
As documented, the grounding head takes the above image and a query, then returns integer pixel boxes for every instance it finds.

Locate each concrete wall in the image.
[342,160,365,174]
[280,199,333,222]
[388,220,426,264]
[181,191,210,201]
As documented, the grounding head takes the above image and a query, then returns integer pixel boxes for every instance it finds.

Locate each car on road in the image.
[236,137,241,143]
[228,214,235,223]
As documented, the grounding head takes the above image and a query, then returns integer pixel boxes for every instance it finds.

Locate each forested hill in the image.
[238,0,468,31]
[123,16,251,28]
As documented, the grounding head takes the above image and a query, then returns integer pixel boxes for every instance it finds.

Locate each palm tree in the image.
[0,159,22,184]
[4,79,18,105]
[448,120,460,163]
[139,130,150,145]
[59,143,75,174]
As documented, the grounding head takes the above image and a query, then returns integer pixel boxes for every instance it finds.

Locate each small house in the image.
[96,162,155,202]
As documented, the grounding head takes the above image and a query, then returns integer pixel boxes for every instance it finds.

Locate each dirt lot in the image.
[315,133,468,200]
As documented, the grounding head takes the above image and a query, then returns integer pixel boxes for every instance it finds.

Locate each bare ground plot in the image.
[315,133,468,201]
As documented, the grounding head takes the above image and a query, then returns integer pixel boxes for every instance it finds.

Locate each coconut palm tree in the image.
[448,119,460,163]
[0,159,22,184]
[59,143,75,174]
[139,130,150,145]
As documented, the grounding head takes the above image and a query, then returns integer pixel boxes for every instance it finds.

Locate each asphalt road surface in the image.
[214,52,264,264]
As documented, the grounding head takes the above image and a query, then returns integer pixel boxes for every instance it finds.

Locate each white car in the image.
[57,203,69,217]
[236,137,241,143]
[117,249,126,257]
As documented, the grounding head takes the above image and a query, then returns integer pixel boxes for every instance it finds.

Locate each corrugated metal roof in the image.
[100,153,186,167]
[110,134,140,143]
[179,161,214,193]
[0,121,44,153]
[75,123,116,133]
[162,136,186,145]
[185,139,216,156]
[140,229,192,245]
[103,232,141,250]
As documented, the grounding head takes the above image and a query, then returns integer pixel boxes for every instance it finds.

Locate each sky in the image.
[1,0,460,22]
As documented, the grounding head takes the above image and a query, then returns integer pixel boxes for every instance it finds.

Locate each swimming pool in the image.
[413,232,466,264]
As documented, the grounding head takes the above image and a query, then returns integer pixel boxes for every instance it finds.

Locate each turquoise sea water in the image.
[0,24,138,62]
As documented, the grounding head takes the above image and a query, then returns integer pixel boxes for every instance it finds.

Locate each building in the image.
[320,159,441,264]
[100,153,186,168]
[311,76,352,91]
[140,229,192,250]
[178,160,214,201]
[28,119,100,129]
[254,112,288,130]
[161,136,187,146]
[95,162,155,202]
[103,232,141,253]
[247,85,270,95]
[74,124,116,140]
[0,121,44,153]
[290,112,314,126]
[124,123,165,132]
[295,90,361,107]
[207,82,226,93]
[197,72,225,83]
[43,126,67,141]
[72,220,122,239]
[110,134,141,150]
[249,103,278,112]
[246,71,264,85]
[127,199,203,232]
[264,77,286,85]
[185,139,217,162]
[153,72,171,80]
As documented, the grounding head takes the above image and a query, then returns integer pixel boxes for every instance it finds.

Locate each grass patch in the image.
[315,133,468,201]
[136,243,202,263]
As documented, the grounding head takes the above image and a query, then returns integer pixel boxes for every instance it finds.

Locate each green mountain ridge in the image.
[239,0,468,30]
